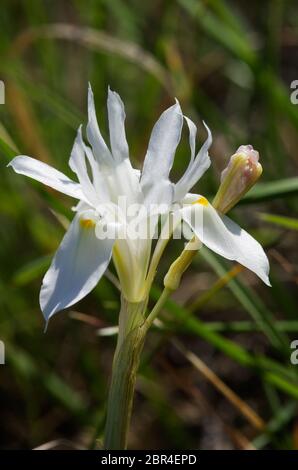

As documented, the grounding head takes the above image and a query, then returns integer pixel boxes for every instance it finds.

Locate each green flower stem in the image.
[145,287,172,328]
[164,238,201,291]
[104,241,202,449]
[104,289,175,449]
[104,296,148,450]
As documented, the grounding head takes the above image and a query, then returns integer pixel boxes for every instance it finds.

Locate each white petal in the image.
[82,142,110,204]
[69,127,110,205]
[181,192,200,205]
[86,84,113,165]
[174,121,212,202]
[72,200,92,213]
[184,116,197,165]
[182,201,270,285]
[40,211,114,321]
[108,157,143,206]
[8,155,87,202]
[141,100,183,206]
[107,87,129,162]
[141,179,174,209]
[69,127,99,205]
[106,88,143,202]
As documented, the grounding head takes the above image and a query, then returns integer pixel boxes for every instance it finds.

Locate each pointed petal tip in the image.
[87,82,94,100]
[43,319,49,333]
[173,98,182,113]
[7,155,23,169]
[259,252,271,287]
[88,81,95,94]
[255,271,271,287]
[107,85,115,97]
[40,290,59,325]
[262,267,271,287]
[87,84,95,117]
[76,124,83,140]
[202,120,212,138]
[7,155,37,173]
[107,87,117,103]
[107,86,122,104]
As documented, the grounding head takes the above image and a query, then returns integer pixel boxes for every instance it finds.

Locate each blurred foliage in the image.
[0,0,298,450]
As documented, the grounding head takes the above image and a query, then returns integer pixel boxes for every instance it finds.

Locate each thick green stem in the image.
[104,296,148,450]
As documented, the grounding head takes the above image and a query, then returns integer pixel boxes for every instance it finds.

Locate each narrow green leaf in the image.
[6,343,87,415]
[13,255,51,286]
[242,178,298,203]
[0,135,18,161]
[178,0,256,66]
[199,320,298,333]
[198,248,289,354]
[259,213,298,231]
[253,401,297,449]
[150,286,298,390]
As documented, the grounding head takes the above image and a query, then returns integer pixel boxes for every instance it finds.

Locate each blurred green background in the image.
[1,0,298,450]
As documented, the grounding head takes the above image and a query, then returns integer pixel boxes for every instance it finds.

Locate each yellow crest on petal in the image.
[193,196,208,206]
[80,218,96,229]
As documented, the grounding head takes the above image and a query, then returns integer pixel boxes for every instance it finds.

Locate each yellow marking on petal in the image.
[193,196,209,206]
[80,218,96,229]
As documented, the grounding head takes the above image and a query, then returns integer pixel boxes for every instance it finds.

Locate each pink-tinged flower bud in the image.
[213,145,262,213]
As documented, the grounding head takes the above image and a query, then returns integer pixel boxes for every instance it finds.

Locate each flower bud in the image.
[164,238,201,290]
[213,145,262,213]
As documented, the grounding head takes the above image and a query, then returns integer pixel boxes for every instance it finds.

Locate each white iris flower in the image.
[8,85,270,322]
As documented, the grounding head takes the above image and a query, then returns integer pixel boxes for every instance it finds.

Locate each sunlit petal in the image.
[8,155,87,202]
[40,211,114,321]
[174,120,212,202]
[141,100,183,206]
[69,126,99,206]
[87,83,113,165]
[181,200,270,285]
[107,87,130,163]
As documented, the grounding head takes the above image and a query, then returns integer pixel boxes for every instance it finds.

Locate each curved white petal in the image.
[141,179,175,209]
[72,200,92,213]
[82,142,110,204]
[141,100,183,206]
[181,192,201,205]
[69,127,110,205]
[86,83,113,165]
[40,212,114,321]
[107,87,129,162]
[69,127,99,206]
[8,155,87,202]
[109,158,144,205]
[184,116,197,165]
[174,120,212,202]
[181,200,270,285]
